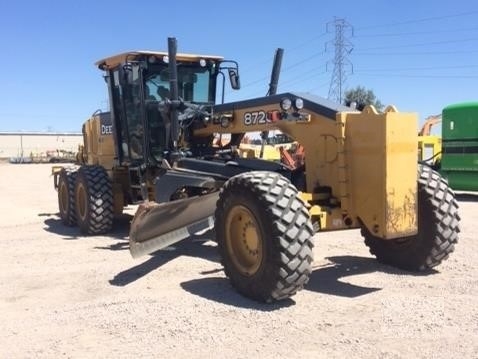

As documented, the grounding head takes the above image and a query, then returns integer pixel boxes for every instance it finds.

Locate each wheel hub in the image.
[225,205,263,276]
[76,183,87,221]
[243,222,259,256]
[59,182,69,213]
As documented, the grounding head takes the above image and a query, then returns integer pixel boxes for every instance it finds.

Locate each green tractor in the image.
[419,102,478,192]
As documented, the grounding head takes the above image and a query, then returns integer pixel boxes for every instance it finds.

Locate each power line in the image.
[239,32,329,74]
[357,64,478,72]
[307,80,331,94]
[287,32,328,51]
[281,70,327,88]
[282,50,326,72]
[326,18,353,104]
[358,37,478,52]
[356,10,478,30]
[357,73,478,79]
[231,12,478,99]
[354,50,478,56]
[239,51,327,89]
[355,26,478,38]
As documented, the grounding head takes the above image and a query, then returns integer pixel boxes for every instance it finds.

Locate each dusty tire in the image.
[363,165,460,271]
[57,166,78,226]
[74,165,114,235]
[215,171,314,303]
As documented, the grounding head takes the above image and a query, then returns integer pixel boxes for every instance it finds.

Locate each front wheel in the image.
[363,165,460,271]
[215,171,314,302]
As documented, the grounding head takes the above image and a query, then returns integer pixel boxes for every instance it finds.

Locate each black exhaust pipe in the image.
[260,48,284,158]
[267,48,284,96]
[167,37,180,150]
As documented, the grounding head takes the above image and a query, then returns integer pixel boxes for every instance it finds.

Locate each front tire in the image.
[363,165,460,271]
[215,171,314,302]
[74,165,114,235]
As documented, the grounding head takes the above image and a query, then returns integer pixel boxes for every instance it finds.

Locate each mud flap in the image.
[129,192,218,258]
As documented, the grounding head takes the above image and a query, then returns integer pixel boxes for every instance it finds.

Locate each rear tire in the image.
[363,165,460,271]
[74,165,114,235]
[215,171,314,302]
[57,166,78,226]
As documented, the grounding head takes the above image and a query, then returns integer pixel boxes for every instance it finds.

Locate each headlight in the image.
[293,98,304,110]
[220,116,230,128]
[280,98,292,111]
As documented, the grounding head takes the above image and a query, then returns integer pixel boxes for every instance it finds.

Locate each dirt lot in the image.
[0,163,476,358]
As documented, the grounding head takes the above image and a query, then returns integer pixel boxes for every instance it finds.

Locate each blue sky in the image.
[0,0,477,133]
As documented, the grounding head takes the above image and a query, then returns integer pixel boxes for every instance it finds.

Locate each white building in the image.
[0,132,82,160]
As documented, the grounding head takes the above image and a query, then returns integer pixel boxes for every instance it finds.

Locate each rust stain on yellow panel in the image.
[343,105,418,239]
[386,189,417,236]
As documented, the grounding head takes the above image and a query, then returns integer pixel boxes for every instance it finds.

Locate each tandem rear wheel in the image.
[56,165,114,235]
[362,165,460,271]
[74,165,114,235]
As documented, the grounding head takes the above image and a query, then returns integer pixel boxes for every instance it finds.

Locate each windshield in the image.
[144,64,215,104]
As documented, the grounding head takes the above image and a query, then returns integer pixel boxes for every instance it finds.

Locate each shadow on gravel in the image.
[109,234,218,287]
[455,192,478,202]
[306,255,437,298]
[42,213,132,241]
[306,256,383,298]
[42,217,80,239]
[180,277,295,311]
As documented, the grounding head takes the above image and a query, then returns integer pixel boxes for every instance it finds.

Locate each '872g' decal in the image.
[243,110,270,126]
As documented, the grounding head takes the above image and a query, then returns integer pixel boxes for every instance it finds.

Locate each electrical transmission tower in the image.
[326,18,353,104]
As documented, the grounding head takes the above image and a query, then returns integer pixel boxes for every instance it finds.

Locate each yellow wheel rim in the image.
[225,205,263,276]
[76,183,87,221]
[59,181,69,214]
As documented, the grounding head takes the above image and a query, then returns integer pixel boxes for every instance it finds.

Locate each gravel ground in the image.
[0,163,476,359]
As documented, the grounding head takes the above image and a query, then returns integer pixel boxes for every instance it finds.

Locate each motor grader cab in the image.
[53,37,460,303]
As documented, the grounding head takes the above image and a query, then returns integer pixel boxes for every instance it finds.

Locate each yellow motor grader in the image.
[53,38,460,303]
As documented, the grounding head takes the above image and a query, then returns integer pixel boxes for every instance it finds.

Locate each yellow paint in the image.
[82,115,115,170]
[418,135,441,165]
[342,105,418,238]
[196,102,419,239]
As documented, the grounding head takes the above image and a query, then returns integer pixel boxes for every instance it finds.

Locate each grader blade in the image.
[129,192,218,258]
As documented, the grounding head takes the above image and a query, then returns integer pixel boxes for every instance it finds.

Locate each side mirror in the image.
[228,68,240,90]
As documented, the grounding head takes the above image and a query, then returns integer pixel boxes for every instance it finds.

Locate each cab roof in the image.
[95,50,224,69]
